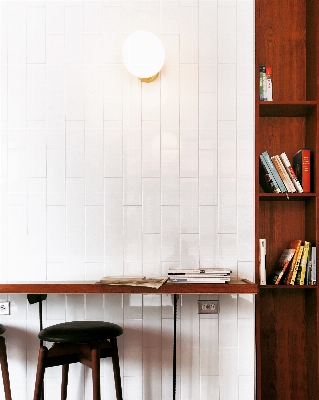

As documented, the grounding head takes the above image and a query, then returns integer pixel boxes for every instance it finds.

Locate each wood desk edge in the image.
[0,280,258,294]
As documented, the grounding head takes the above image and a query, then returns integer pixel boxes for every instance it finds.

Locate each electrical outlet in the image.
[198,300,219,314]
[0,302,10,315]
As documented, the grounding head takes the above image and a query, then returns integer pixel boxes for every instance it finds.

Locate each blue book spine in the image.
[260,153,281,192]
[261,151,287,192]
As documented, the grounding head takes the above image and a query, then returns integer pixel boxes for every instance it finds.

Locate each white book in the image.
[312,246,316,285]
[168,277,230,283]
[279,152,303,193]
[168,268,231,275]
[259,238,266,285]
[271,155,296,193]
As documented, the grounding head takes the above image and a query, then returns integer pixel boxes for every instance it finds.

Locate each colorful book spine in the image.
[279,152,303,193]
[259,239,266,285]
[271,155,296,193]
[293,148,311,193]
[283,239,302,284]
[270,248,296,285]
[261,151,287,193]
[312,246,316,285]
[259,65,264,100]
[305,243,312,285]
[290,245,304,285]
[299,241,310,285]
[259,158,281,193]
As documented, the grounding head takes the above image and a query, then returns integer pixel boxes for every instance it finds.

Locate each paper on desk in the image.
[96,276,168,289]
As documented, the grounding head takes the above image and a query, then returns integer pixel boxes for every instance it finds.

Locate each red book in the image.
[293,148,311,192]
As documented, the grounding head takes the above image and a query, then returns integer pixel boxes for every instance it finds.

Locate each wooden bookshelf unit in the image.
[255,0,319,399]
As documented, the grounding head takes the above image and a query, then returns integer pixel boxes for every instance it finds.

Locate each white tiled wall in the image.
[0,1,255,399]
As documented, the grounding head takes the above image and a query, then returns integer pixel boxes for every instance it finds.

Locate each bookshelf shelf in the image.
[259,193,316,201]
[259,101,316,117]
[255,0,319,399]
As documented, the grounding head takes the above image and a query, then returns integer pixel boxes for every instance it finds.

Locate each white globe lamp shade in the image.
[122,31,165,83]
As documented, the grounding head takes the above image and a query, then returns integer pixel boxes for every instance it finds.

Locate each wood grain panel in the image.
[258,0,306,101]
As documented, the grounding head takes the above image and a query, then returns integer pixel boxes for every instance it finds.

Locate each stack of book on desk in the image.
[168,268,232,283]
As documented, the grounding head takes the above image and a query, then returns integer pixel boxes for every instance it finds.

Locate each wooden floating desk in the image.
[0,279,257,400]
[0,279,258,294]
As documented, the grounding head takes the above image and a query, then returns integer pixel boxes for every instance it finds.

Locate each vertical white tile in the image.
[180,64,199,130]
[220,375,239,400]
[27,121,46,178]
[105,233,124,276]
[65,65,85,121]
[181,233,199,269]
[84,1,103,34]
[103,64,123,121]
[180,128,198,178]
[142,120,160,178]
[142,178,161,234]
[218,178,237,234]
[219,234,238,276]
[199,149,218,205]
[7,3,27,64]
[180,178,199,233]
[123,318,143,376]
[46,92,65,135]
[65,6,84,64]
[237,205,254,262]
[180,295,200,399]
[123,128,142,206]
[199,206,219,267]
[199,92,218,149]
[86,294,104,320]
[66,121,85,178]
[218,63,237,121]
[85,206,104,263]
[218,120,236,178]
[27,5,45,64]
[47,206,66,263]
[179,6,199,64]
[142,79,161,122]
[85,149,104,205]
[104,178,123,235]
[143,347,162,400]
[47,148,65,206]
[200,318,219,375]
[142,234,161,277]
[200,376,220,400]
[199,1,218,92]
[84,34,103,65]
[238,318,255,375]
[104,120,123,177]
[46,34,65,65]
[66,178,85,280]
[239,375,255,400]
[237,132,254,206]
[8,148,27,205]
[161,148,180,206]
[46,2,64,35]
[160,2,180,34]
[123,206,142,276]
[218,6,236,64]
[161,206,180,263]
[8,64,26,93]
[27,64,46,121]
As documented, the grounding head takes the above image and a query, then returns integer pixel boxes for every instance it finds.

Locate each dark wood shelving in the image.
[259,101,316,117]
[255,0,319,399]
[259,193,316,201]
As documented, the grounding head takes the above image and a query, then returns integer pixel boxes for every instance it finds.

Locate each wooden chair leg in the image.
[91,348,101,400]
[110,338,123,400]
[0,336,12,400]
[33,346,48,400]
[61,364,69,400]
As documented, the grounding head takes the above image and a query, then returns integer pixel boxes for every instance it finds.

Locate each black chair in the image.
[0,324,12,400]
[33,320,123,400]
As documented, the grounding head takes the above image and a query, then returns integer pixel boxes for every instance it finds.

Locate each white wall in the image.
[0,1,255,399]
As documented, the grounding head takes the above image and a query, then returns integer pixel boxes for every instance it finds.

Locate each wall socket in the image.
[0,302,10,315]
[198,300,220,314]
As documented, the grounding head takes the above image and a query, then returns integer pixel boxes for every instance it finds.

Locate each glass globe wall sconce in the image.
[122,31,165,83]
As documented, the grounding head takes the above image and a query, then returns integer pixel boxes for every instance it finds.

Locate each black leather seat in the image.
[33,321,123,400]
[0,325,11,400]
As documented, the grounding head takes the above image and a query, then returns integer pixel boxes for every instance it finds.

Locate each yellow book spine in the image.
[290,245,304,285]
